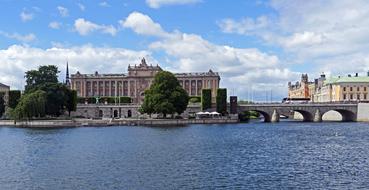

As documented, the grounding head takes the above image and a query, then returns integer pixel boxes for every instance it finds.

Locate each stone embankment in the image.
[0,118,239,128]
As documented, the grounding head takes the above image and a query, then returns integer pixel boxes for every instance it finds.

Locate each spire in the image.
[65,61,70,87]
[141,57,147,66]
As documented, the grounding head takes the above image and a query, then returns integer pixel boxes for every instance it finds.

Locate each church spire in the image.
[65,61,70,87]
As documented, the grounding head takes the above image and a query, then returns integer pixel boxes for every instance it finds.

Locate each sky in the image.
[1,0,369,101]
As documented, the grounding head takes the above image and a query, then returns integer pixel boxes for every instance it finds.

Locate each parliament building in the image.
[70,58,220,103]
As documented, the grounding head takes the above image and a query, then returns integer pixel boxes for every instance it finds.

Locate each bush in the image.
[201,89,212,110]
[216,88,227,115]
[189,96,201,103]
[8,90,21,109]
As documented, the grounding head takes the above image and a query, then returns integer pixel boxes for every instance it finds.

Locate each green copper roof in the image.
[324,76,369,84]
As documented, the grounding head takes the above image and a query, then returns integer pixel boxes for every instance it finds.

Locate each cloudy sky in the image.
[1,0,369,101]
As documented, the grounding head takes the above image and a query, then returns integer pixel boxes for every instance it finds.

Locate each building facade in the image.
[0,83,10,106]
[313,73,369,102]
[288,74,314,99]
[70,58,221,103]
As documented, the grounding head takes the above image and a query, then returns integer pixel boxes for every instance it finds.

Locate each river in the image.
[1,121,369,189]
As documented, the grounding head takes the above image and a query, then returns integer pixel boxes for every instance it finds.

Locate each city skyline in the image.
[1,0,369,101]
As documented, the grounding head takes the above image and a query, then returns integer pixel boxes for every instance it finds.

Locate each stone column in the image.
[314,109,322,122]
[271,109,280,122]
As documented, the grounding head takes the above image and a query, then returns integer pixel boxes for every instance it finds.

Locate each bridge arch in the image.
[292,110,314,122]
[247,110,272,122]
[322,109,356,122]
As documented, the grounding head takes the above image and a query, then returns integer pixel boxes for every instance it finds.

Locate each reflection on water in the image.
[1,122,369,189]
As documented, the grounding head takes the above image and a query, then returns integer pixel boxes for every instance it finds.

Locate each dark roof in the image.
[0,83,10,88]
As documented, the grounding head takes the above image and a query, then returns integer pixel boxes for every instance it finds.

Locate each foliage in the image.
[189,96,201,104]
[66,90,77,116]
[0,93,5,118]
[25,65,59,93]
[8,90,21,109]
[216,88,227,115]
[239,111,260,122]
[201,89,212,111]
[140,71,189,118]
[12,90,47,120]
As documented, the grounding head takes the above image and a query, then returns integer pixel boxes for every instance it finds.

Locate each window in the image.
[357,87,360,91]
[365,87,367,91]
[365,94,367,100]
[343,87,346,91]
[343,94,346,100]
[357,94,360,100]
[350,87,353,91]
[350,94,353,99]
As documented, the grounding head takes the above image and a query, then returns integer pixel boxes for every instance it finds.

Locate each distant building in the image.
[314,72,369,102]
[288,74,315,100]
[0,83,10,106]
[70,58,221,103]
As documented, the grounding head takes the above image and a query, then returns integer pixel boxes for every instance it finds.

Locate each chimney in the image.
[355,73,358,77]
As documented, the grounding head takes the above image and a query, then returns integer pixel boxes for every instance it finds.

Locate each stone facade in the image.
[0,83,10,106]
[70,58,220,103]
[288,74,314,99]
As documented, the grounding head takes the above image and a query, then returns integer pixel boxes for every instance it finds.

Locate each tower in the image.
[66,62,70,87]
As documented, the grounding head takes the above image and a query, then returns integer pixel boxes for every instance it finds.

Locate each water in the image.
[1,122,369,189]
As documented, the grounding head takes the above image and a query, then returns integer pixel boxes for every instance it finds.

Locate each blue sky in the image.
[1,0,369,101]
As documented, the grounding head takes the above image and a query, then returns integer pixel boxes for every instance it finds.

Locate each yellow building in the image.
[314,74,369,102]
[288,74,314,99]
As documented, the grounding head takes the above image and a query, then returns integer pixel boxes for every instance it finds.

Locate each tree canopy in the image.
[0,93,5,118]
[140,71,189,118]
[25,65,59,92]
[11,65,77,120]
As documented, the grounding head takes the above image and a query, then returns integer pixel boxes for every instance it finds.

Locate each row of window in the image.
[343,93,368,100]
[343,86,368,92]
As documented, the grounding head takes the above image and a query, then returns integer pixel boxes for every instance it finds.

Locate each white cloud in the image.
[120,11,170,37]
[57,6,69,17]
[216,0,369,81]
[20,11,33,22]
[99,1,110,7]
[74,18,117,36]
[218,16,270,34]
[0,45,154,90]
[0,31,36,42]
[123,12,296,100]
[48,21,61,29]
[146,0,201,8]
[77,3,85,11]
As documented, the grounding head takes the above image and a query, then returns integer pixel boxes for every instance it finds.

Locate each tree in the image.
[25,65,59,92]
[12,90,47,120]
[0,93,5,118]
[140,71,189,118]
[66,90,77,116]
[216,88,227,115]
[201,89,212,111]
[8,90,21,109]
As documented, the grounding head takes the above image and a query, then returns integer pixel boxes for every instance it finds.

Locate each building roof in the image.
[0,83,10,88]
[324,76,369,84]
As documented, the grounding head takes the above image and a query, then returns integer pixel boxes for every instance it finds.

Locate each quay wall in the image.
[0,118,239,128]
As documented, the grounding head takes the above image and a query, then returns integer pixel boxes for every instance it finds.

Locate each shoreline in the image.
[0,118,239,128]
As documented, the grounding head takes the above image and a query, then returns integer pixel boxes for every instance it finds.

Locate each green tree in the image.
[201,89,212,110]
[12,90,47,120]
[216,88,227,115]
[140,71,189,118]
[0,93,5,118]
[25,65,59,92]
[8,90,21,109]
[189,96,201,104]
[66,90,77,116]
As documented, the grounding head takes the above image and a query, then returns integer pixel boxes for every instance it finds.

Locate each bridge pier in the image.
[313,109,322,122]
[271,109,280,122]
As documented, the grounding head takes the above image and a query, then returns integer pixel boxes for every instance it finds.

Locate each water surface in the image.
[1,122,369,189]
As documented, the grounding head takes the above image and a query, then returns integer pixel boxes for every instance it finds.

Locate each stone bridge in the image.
[237,103,359,122]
